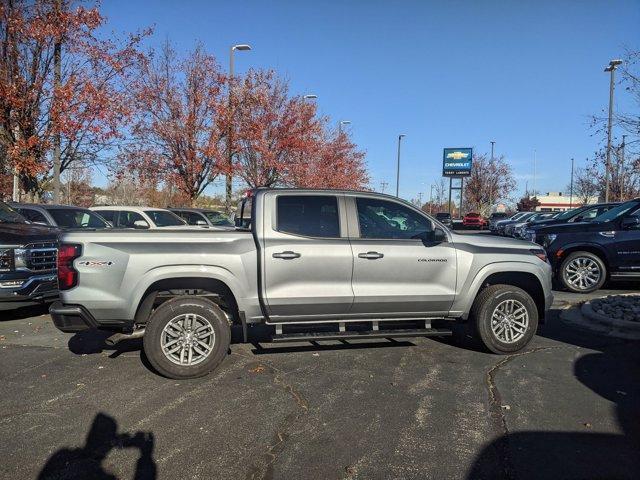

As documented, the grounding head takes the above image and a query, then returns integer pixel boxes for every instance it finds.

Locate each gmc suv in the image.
[0,201,59,311]
[534,198,640,293]
[51,189,553,379]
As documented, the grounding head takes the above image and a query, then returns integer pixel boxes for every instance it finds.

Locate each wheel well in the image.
[135,277,240,325]
[480,272,545,319]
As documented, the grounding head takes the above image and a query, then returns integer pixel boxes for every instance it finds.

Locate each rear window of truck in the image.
[276,195,340,238]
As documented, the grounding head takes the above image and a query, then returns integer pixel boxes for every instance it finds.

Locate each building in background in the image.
[535,192,598,212]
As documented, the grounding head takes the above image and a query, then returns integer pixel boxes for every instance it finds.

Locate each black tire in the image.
[559,251,607,294]
[470,284,538,354]
[143,296,231,379]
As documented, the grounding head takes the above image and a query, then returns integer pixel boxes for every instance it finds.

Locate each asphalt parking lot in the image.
[1,280,639,480]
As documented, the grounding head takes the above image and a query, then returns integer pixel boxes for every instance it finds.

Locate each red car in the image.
[463,212,488,229]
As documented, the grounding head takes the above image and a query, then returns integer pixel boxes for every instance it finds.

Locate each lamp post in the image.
[620,134,627,200]
[569,158,574,208]
[303,94,317,100]
[338,120,351,133]
[429,184,434,213]
[489,140,496,212]
[604,59,623,202]
[395,134,406,197]
[226,44,251,210]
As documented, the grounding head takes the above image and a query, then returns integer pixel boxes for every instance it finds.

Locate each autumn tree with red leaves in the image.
[122,42,227,204]
[0,0,148,200]
[232,69,367,190]
[463,154,516,216]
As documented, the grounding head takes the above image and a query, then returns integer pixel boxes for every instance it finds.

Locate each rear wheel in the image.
[471,284,538,354]
[559,251,606,294]
[143,296,231,379]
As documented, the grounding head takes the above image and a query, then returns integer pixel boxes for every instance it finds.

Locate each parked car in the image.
[488,212,509,231]
[11,203,111,230]
[491,211,529,234]
[170,208,233,229]
[500,212,538,236]
[523,203,620,240]
[435,212,452,228]
[509,212,557,239]
[534,198,640,293]
[51,188,553,379]
[0,201,59,311]
[462,212,488,229]
[90,206,193,229]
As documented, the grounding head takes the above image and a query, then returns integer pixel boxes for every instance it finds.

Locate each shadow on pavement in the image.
[38,412,157,480]
[1,303,51,321]
[68,330,142,358]
[466,313,640,479]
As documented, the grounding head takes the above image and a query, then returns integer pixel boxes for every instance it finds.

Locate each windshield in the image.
[554,206,586,221]
[146,210,186,227]
[0,202,27,224]
[203,211,233,226]
[592,200,640,223]
[436,213,450,219]
[48,208,110,229]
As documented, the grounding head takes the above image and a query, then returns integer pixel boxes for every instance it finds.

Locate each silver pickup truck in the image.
[51,189,553,379]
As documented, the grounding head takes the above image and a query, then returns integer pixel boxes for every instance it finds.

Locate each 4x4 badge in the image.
[77,261,113,267]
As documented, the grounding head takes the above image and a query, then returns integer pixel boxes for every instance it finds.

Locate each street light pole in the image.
[227,44,251,210]
[429,184,434,214]
[620,134,627,200]
[604,59,623,202]
[569,158,574,208]
[395,134,406,197]
[489,140,496,212]
[338,120,351,133]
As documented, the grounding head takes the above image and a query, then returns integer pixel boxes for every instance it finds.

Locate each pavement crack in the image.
[244,359,309,480]
[485,346,567,480]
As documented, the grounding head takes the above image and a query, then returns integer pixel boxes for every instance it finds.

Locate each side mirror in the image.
[434,228,447,243]
[133,219,150,229]
[621,216,640,229]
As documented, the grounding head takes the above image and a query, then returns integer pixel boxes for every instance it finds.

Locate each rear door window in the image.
[97,210,116,225]
[118,210,147,228]
[276,195,340,238]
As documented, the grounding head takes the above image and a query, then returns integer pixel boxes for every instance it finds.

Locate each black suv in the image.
[534,198,640,293]
[0,201,59,311]
[435,212,452,228]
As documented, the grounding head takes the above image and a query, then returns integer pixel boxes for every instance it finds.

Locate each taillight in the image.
[57,244,81,290]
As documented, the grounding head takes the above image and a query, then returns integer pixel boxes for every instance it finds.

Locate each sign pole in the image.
[448,177,453,216]
[460,177,464,218]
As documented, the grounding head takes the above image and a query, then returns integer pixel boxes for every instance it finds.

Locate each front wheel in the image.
[471,284,538,354]
[143,296,231,379]
[559,251,606,293]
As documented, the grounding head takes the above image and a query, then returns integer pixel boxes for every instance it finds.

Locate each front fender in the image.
[450,261,552,319]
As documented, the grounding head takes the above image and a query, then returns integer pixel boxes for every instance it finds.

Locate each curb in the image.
[581,302,640,332]
[559,305,640,341]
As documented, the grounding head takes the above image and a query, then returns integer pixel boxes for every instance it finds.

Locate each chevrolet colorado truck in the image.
[50,189,553,379]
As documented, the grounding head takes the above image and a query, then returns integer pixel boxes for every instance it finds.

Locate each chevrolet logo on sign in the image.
[446,151,469,160]
[443,147,473,177]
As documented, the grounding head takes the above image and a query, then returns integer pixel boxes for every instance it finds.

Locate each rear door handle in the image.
[358,251,384,260]
[273,251,301,260]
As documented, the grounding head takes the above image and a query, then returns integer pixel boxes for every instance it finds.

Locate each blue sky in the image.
[99,0,639,201]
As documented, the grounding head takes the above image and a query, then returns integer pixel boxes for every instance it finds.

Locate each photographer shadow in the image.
[467,343,640,479]
[38,412,157,480]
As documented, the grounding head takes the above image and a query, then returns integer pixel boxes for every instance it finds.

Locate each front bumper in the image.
[0,273,58,311]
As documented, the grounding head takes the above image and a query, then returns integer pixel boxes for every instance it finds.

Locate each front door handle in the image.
[358,251,384,260]
[273,251,301,260]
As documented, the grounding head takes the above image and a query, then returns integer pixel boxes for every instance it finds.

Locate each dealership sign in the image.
[442,148,473,177]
